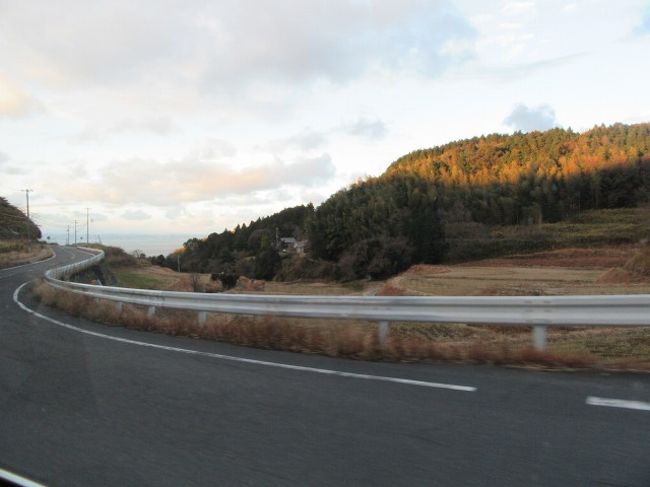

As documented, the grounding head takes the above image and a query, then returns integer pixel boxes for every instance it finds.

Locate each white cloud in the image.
[340,118,387,140]
[502,1,537,15]
[122,210,152,220]
[3,166,28,175]
[262,118,387,153]
[503,103,557,132]
[0,1,475,92]
[75,117,178,142]
[0,151,28,174]
[262,130,329,153]
[165,206,192,220]
[195,138,237,160]
[0,75,43,118]
[44,152,336,206]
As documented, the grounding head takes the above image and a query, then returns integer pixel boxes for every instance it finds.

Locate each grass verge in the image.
[0,242,52,269]
[31,281,650,371]
[111,267,170,289]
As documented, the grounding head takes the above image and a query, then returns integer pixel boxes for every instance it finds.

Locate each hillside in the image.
[0,197,41,240]
[169,123,650,281]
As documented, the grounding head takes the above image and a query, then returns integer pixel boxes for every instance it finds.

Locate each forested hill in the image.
[0,197,41,240]
[169,123,650,281]
[309,123,650,265]
[384,123,650,223]
[385,123,650,194]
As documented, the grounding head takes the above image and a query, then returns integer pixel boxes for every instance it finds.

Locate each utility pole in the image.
[74,220,78,247]
[86,207,90,244]
[21,189,33,251]
[66,225,70,246]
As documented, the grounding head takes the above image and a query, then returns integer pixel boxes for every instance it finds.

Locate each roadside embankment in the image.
[0,241,53,269]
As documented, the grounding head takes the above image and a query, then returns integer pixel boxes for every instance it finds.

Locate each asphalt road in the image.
[1,246,649,486]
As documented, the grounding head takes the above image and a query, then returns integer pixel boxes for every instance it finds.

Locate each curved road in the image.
[1,246,649,486]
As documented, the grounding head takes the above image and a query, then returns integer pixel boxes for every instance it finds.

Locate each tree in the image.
[254,248,281,280]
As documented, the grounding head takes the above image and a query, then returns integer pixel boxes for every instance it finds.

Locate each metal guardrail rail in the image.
[44,247,650,350]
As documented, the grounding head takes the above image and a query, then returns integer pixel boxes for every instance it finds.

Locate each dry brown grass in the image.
[469,246,636,269]
[31,281,650,371]
[0,243,52,269]
[623,241,650,277]
[595,242,650,284]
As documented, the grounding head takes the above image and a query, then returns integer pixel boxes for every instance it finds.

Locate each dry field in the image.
[388,246,650,297]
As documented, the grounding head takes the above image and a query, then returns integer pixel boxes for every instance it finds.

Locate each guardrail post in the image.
[533,325,547,351]
[147,306,156,318]
[115,302,123,313]
[377,321,390,346]
[198,311,207,326]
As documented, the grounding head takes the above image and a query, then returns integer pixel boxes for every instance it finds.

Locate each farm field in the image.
[388,246,650,297]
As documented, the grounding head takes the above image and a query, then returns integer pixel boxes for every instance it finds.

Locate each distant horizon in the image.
[45,232,196,256]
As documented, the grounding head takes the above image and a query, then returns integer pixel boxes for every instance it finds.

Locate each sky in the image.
[1,0,649,243]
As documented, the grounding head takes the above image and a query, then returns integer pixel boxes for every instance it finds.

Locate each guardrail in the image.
[44,248,650,351]
[44,247,105,280]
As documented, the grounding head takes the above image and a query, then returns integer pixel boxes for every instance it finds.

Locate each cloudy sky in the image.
[1,0,649,242]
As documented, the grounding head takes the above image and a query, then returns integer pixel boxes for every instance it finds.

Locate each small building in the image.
[279,237,307,255]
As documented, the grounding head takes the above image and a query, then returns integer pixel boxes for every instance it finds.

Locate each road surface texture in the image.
[1,246,649,486]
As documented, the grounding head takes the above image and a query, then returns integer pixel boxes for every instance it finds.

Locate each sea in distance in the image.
[44,233,194,256]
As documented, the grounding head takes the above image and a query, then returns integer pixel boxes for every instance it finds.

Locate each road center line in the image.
[12,282,476,392]
[586,396,650,411]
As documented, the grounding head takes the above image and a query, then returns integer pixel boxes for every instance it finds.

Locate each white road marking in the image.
[0,467,46,487]
[586,396,650,411]
[13,282,476,392]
